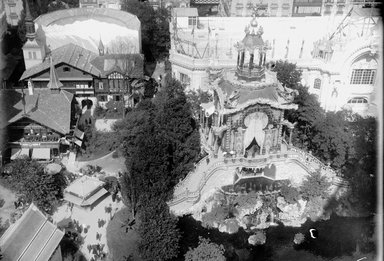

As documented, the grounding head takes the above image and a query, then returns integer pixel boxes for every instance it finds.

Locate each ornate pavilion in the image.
[199,14,298,158]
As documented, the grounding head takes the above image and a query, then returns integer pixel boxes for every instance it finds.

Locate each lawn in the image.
[106,207,142,261]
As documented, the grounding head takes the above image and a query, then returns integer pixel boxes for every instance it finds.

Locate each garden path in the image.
[61,151,126,176]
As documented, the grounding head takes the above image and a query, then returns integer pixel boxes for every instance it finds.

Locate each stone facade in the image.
[199,14,298,157]
[170,7,380,116]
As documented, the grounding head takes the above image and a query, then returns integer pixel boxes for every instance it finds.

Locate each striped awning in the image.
[192,0,219,4]
[74,138,83,147]
[31,148,51,160]
[11,148,30,160]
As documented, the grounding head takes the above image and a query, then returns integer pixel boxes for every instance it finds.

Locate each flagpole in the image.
[208,19,210,58]
[21,85,26,115]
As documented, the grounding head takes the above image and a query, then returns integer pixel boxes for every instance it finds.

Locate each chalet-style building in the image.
[20,41,145,105]
[0,57,77,162]
[0,203,65,261]
[19,4,145,107]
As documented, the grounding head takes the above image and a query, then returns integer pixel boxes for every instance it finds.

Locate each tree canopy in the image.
[272,60,303,90]
[138,195,180,261]
[2,158,66,214]
[121,0,170,61]
[117,76,201,260]
[185,237,225,261]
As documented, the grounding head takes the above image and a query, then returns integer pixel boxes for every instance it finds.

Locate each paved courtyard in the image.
[51,193,124,260]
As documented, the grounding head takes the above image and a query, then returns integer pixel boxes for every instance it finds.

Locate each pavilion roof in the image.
[64,176,105,200]
[0,203,64,261]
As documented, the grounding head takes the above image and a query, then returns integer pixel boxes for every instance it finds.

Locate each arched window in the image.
[313,78,321,89]
[350,69,376,85]
[347,97,368,104]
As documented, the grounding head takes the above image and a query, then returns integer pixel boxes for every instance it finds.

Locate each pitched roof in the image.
[21,43,100,80]
[91,53,144,78]
[0,203,64,261]
[65,176,105,200]
[0,88,74,134]
[172,8,198,17]
[64,176,108,206]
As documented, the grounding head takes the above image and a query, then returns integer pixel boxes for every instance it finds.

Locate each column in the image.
[259,50,263,66]
[263,52,266,65]
[237,52,240,66]
[249,52,254,69]
[240,51,245,68]
[289,127,293,145]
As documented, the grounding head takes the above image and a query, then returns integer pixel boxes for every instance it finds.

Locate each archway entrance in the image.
[245,138,260,157]
[81,99,93,109]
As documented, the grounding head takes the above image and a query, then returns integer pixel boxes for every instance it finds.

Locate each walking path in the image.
[62,151,126,176]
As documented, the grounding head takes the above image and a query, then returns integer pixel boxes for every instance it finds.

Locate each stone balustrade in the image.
[170,145,347,207]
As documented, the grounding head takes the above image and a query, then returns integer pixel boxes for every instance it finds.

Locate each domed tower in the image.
[235,13,271,82]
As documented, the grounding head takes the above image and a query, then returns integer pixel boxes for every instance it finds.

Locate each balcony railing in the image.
[236,66,265,81]
[18,134,60,143]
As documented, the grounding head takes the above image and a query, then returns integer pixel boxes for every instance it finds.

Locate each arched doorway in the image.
[243,112,268,155]
[245,138,260,157]
[81,99,93,109]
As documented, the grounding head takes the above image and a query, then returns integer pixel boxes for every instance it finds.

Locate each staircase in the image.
[224,117,232,151]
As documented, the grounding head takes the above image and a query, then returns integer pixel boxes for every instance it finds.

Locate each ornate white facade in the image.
[169,7,381,116]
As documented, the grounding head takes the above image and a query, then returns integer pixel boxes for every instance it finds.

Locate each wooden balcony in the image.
[14,134,61,143]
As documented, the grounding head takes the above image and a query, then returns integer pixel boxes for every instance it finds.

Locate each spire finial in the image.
[25,0,36,40]
[98,36,104,56]
[47,56,63,90]
[25,0,33,21]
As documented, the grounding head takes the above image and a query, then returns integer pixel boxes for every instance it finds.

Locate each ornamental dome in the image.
[250,17,258,28]
[242,34,264,52]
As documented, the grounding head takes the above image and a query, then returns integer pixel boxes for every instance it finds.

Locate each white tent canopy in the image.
[11,148,30,160]
[31,148,51,160]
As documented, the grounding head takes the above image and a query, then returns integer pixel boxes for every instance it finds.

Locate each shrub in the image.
[94,106,106,118]
[280,183,300,204]
[185,237,225,261]
[300,171,331,201]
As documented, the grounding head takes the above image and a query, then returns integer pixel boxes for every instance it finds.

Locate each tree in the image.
[286,85,325,148]
[185,237,225,261]
[154,76,201,185]
[272,60,303,90]
[121,0,170,61]
[300,171,331,201]
[272,61,325,148]
[310,110,354,169]
[186,89,213,119]
[3,158,66,214]
[47,0,69,12]
[280,183,300,204]
[138,195,180,261]
[119,171,139,217]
